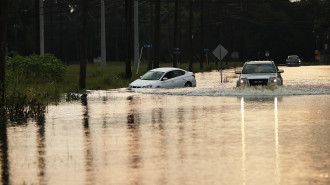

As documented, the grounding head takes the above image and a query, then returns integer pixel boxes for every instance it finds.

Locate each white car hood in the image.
[129,79,159,87]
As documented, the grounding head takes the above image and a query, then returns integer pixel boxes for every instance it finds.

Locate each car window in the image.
[163,71,175,79]
[141,71,165,80]
[173,70,185,77]
[242,64,276,74]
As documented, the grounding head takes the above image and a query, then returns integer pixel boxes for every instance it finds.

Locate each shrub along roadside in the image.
[4,54,68,123]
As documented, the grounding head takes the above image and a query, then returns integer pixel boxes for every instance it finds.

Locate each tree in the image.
[34,0,40,54]
[79,0,88,89]
[200,0,204,69]
[125,0,133,78]
[0,0,8,107]
[173,0,179,68]
[188,0,193,71]
[153,0,160,69]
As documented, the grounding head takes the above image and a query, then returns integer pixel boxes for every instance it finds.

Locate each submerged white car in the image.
[129,67,196,88]
[235,61,284,87]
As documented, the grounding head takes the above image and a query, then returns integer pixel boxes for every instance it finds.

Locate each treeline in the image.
[5,0,330,65]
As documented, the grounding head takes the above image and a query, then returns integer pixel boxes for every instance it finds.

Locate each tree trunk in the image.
[153,0,160,69]
[35,0,40,54]
[79,0,88,89]
[125,0,132,78]
[0,0,8,106]
[173,0,178,68]
[147,0,153,70]
[188,0,193,71]
[200,0,204,69]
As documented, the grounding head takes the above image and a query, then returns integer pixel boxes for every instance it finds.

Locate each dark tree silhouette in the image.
[147,0,153,70]
[34,0,40,54]
[188,0,193,71]
[0,0,8,105]
[125,0,133,78]
[79,0,88,89]
[200,0,204,69]
[153,0,160,69]
[173,0,179,68]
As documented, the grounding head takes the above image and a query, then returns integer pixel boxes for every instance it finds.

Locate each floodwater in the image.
[1,66,330,185]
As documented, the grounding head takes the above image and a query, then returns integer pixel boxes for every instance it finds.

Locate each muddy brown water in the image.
[1,66,329,185]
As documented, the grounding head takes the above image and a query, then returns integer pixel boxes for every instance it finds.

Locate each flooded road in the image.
[1,66,330,185]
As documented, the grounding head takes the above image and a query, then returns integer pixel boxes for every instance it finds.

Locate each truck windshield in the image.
[242,64,276,74]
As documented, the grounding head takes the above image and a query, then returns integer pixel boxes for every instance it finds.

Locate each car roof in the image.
[244,61,274,65]
[150,67,186,72]
[288,55,299,57]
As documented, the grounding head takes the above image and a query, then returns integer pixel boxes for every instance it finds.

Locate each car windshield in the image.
[288,55,299,61]
[141,71,165,80]
[242,64,276,74]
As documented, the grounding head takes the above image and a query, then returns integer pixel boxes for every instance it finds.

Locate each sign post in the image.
[136,44,152,74]
[212,44,228,83]
[265,50,270,60]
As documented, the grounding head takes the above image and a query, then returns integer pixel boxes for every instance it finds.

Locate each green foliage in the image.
[6,53,66,83]
[5,91,46,123]
[4,54,67,123]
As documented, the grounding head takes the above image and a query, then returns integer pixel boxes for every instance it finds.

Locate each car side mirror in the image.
[278,69,284,73]
[140,76,142,79]
[162,77,168,81]
[235,71,242,74]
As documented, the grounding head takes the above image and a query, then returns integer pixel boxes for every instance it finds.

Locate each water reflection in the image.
[126,95,142,184]
[274,97,281,184]
[81,94,95,185]
[240,96,282,185]
[36,117,46,185]
[240,97,246,185]
[150,96,168,185]
[0,117,9,185]
[2,76,329,185]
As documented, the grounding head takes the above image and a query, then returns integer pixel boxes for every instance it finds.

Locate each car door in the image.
[172,70,186,87]
[161,71,176,88]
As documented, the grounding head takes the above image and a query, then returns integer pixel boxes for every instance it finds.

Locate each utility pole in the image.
[39,0,44,56]
[101,0,106,68]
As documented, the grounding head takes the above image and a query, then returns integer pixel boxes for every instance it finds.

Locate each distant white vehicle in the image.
[129,67,196,88]
[235,61,284,87]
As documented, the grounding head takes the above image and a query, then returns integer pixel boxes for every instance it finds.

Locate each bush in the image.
[6,53,66,83]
